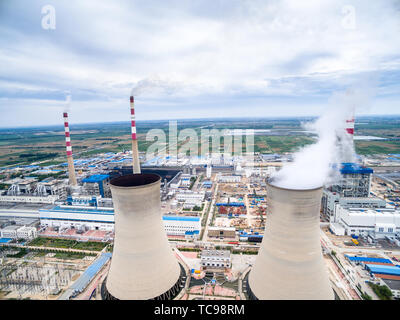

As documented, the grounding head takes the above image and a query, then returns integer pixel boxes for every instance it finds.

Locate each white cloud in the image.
[0,0,399,126]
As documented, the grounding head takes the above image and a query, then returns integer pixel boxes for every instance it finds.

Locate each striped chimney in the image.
[345,117,355,136]
[63,112,77,186]
[130,96,141,174]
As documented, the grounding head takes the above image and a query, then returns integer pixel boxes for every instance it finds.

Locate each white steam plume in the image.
[64,92,72,112]
[130,76,179,96]
[270,87,373,190]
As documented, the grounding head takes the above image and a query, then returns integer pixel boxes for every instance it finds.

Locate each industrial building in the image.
[39,205,115,232]
[207,226,236,239]
[329,163,373,198]
[322,192,386,220]
[162,215,201,236]
[217,174,241,183]
[175,190,205,203]
[0,225,37,239]
[247,182,334,300]
[331,205,400,240]
[82,174,111,198]
[201,250,231,270]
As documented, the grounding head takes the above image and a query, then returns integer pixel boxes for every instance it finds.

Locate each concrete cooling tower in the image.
[247,182,334,300]
[101,173,186,300]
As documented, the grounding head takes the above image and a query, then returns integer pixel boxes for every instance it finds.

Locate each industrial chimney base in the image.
[101,263,187,300]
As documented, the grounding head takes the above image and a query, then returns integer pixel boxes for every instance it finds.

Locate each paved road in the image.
[201,182,218,242]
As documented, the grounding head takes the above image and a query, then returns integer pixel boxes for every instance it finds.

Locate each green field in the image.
[1,117,400,167]
[28,237,107,251]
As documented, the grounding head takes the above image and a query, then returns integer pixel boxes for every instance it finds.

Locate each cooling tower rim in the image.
[110,173,161,189]
[266,179,323,192]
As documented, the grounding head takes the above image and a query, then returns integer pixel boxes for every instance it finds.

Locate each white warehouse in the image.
[39,205,115,231]
[331,204,400,239]
[162,215,201,236]
[176,191,205,203]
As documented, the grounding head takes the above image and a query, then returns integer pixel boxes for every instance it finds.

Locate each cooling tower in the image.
[247,182,334,300]
[101,173,185,300]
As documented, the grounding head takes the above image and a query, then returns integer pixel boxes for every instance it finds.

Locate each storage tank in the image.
[247,181,334,300]
[101,173,185,300]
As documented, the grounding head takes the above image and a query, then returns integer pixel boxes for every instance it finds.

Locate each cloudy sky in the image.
[0,0,399,127]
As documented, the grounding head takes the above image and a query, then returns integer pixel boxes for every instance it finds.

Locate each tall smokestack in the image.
[130,96,141,174]
[63,112,77,186]
[345,116,355,139]
[247,182,334,300]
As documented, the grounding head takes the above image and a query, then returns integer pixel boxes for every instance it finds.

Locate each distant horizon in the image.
[1,113,399,130]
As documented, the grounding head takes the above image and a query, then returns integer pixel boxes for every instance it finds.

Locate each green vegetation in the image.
[6,248,28,258]
[368,282,393,300]
[189,176,197,190]
[232,250,258,255]
[252,135,315,154]
[0,183,8,190]
[355,140,400,155]
[178,247,201,252]
[18,152,58,161]
[361,292,372,300]
[28,237,107,251]
[33,248,96,259]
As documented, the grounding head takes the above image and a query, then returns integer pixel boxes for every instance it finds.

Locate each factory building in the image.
[201,250,231,270]
[331,204,400,239]
[329,163,373,198]
[217,175,241,183]
[162,215,201,236]
[0,195,59,204]
[322,192,386,221]
[179,174,191,188]
[0,225,37,239]
[5,178,37,195]
[176,190,205,203]
[39,205,114,232]
[82,174,111,198]
[207,226,236,239]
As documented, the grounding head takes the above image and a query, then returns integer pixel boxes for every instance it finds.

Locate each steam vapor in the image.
[130,76,179,97]
[64,93,72,112]
[270,88,371,190]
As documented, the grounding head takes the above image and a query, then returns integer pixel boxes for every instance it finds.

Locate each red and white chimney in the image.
[63,112,77,186]
[130,96,141,174]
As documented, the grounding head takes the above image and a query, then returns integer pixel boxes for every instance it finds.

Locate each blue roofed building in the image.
[82,174,111,198]
[162,215,201,237]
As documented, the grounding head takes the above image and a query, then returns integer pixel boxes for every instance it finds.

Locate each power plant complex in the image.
[2,91,400,301]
